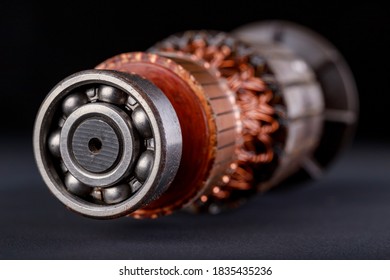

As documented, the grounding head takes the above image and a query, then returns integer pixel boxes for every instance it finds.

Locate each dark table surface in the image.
[1,138,389,259]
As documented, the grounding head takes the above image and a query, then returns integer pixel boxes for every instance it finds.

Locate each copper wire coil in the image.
[152,31,281,207]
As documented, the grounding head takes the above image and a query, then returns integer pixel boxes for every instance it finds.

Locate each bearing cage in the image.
[33,70,182,219]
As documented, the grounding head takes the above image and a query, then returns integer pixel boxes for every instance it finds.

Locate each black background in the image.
[1,1,390,260]
[0,1,389,141]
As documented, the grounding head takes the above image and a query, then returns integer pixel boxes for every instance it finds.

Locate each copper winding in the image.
[154,32,280,200]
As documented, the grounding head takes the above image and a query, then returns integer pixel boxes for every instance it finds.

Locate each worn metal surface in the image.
[33,70,182,219]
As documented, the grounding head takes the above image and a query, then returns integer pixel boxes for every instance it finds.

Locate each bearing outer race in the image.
[33,70,182,219]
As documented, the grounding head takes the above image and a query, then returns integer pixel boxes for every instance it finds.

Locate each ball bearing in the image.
[59,102,139,187]
[34,70,182,218]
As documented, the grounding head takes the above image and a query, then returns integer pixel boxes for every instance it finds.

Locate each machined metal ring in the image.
[60,103,139,187]
[33,70,182,219]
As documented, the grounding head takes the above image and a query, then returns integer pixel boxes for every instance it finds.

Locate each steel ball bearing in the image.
[33,70,182,219]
